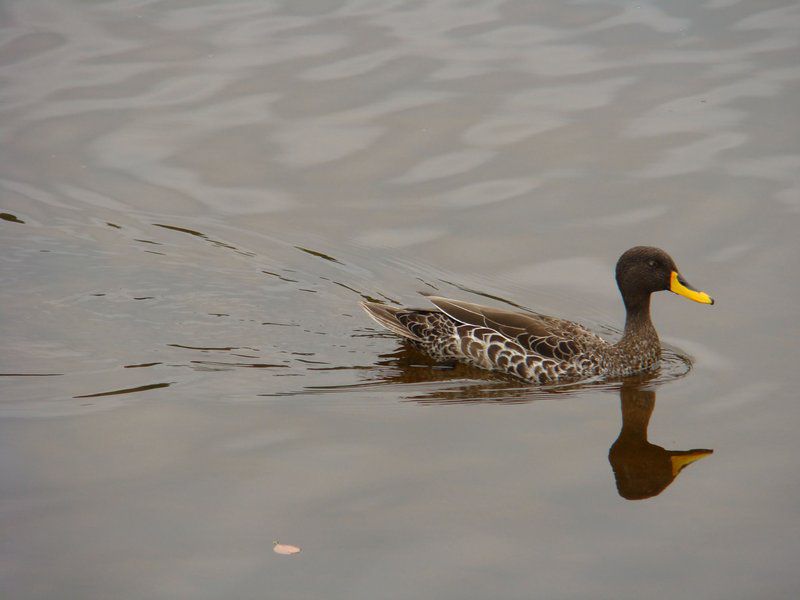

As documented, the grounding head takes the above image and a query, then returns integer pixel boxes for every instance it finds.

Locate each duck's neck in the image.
[617,295,659,351]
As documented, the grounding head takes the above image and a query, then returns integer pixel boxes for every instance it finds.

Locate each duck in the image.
[361,246,714,383]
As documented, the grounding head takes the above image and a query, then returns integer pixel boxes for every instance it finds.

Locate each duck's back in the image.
[362,296,608,382]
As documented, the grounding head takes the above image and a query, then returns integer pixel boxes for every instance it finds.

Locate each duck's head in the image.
[615,246,714,309]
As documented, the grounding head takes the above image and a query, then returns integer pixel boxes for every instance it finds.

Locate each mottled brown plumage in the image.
[361,247,714,383]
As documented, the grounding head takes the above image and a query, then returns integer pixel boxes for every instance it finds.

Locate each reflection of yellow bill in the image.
[671,450,714,478]
[670,271,714,305]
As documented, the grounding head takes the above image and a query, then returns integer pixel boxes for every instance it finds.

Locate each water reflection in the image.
[609,382,713,500]
[371,343,712,499]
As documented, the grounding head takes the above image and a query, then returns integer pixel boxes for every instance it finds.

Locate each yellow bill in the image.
[670,271,714,305]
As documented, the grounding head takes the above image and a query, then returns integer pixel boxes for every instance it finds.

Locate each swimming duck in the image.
[361,246,714,383]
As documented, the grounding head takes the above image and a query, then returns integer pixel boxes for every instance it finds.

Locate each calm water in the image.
[2,1,800,598]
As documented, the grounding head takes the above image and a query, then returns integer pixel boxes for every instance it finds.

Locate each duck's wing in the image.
[426,295,603,361]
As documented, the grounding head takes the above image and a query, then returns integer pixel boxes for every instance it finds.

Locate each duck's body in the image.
[361,247,713,383]
[361,296,660,383]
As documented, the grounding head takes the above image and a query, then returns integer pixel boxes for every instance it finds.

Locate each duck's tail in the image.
[360,301,423,341]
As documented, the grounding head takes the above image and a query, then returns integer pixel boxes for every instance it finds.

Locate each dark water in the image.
[2,1,800,598]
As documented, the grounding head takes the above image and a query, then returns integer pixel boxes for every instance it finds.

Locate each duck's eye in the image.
[647,260,657,268]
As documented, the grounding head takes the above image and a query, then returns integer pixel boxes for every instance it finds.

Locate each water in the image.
[2,1,799,598]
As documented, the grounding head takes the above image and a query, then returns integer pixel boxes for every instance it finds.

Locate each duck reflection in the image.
[609,382,712,500]
[369,343,713,499]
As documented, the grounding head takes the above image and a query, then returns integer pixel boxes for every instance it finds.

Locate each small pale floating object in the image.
[273,541,301,555]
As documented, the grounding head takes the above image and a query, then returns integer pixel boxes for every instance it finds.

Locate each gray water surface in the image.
[2,1,800,599]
